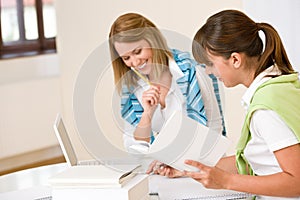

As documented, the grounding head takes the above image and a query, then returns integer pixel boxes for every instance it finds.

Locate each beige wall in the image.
[1,0,298,170]
[55,0,244,160]
[0,54,61,159]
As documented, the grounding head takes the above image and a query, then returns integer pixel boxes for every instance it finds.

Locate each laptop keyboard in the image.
[77,160,102,166]
[34,196,52,200]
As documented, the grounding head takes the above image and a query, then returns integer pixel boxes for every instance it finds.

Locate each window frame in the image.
[0,0,56,59]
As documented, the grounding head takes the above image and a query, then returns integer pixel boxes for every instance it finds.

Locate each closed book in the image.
[49,165,141,188]
[51,174,149,200]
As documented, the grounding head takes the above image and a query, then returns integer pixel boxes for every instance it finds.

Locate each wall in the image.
[55,0,243,160]
[243,0,300,73]
[1,0,298,173]
[0,54,62,170]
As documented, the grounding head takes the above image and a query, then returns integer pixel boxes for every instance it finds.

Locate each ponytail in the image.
[192,10,295,80]
[256,23,294,77]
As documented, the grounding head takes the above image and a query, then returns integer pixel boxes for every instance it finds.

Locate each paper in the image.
[135,111,231,171]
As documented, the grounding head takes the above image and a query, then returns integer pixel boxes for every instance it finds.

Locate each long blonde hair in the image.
[109,13,172,93]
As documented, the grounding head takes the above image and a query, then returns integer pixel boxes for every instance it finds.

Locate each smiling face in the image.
[114,39,153,75]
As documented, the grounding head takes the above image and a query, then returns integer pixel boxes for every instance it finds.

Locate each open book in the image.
[130,111,231,171]
[48,165,141,188]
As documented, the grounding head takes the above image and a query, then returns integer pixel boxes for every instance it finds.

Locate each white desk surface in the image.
[0,163,249,200]
[0,163,68,193]
[0,163,159,200]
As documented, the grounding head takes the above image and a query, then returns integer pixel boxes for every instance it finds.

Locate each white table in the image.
[0,162,251,200]
[0,163,159,200]
[0,163,68,200]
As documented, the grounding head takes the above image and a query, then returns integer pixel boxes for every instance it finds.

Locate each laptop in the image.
[52,114,143,188]
[53,114,102,167]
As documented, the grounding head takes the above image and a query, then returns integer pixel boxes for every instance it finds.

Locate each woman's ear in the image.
[230,52,242,69]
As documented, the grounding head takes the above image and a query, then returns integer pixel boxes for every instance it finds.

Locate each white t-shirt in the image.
[123,59,223,150]
[242,66,300,200]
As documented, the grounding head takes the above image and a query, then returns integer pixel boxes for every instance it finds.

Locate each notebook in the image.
[151,175,252,200]
[53,114,102,167]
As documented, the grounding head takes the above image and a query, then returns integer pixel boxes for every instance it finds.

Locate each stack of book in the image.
[49,165,149,200]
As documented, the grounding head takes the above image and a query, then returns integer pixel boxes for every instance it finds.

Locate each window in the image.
[0,0,57,59]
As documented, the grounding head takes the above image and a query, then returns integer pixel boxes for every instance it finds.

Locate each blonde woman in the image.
[109,13,225,175]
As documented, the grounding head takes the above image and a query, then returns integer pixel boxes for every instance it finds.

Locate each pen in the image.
[148,192,159,196]
[131,67,151,86]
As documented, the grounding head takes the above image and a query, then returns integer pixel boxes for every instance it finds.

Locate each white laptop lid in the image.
[53,114,142,171]
[53,114,79,167]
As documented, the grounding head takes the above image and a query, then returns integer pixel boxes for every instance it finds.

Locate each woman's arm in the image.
[133,111,153,142]
[216,155,238,174]
[133,85,160,142]
[184,144,300,197]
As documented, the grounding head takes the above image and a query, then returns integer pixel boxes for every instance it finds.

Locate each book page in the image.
[148,111,231,171]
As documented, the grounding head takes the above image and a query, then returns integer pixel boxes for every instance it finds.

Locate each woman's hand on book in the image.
[183,159,230,189]
[146,160,184,178]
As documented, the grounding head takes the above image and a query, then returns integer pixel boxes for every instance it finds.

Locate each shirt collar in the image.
[169,58,184,80]
[241,65,281,110]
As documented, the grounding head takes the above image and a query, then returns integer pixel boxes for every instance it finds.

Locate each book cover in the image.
[51,174,149,200]
[48,164,141,188]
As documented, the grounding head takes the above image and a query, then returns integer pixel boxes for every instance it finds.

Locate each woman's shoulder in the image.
[171,49,192,61]
[171,48,199,70]
[254,74,299,101]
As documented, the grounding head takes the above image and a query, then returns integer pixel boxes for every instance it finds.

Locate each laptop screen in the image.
[53,114,78,167]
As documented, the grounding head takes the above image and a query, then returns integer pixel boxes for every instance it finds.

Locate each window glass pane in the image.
[23,0,38,40]
[42,0,56,38]
[1,0,20,42]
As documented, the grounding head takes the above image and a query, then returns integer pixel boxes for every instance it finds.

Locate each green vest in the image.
[236,73,300,175]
